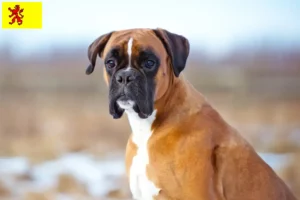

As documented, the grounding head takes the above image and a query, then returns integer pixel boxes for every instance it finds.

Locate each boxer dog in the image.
[85,28,297,200]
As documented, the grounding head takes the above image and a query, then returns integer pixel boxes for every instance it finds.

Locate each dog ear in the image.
[152,28,190,77]
[86,31,114,75]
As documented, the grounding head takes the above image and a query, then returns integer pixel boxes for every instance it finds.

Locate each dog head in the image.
[86,28,190,119]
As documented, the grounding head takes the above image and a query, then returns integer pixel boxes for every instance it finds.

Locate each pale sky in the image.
[1,0,300,57]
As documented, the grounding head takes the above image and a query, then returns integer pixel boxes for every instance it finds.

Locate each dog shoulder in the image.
[190,105,297,199]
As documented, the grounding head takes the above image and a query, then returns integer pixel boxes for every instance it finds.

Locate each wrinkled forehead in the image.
[102,29,166,58]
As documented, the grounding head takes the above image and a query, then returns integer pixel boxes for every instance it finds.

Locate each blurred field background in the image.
[1,0,300,199]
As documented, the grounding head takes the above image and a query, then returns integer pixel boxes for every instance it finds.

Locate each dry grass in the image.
[24,191,55,200]
[56,174,88,195]
[0,181,11,197]
[280,153,300,197]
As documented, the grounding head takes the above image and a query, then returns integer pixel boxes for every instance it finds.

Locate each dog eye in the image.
[145,60,155,69]
[106,60,116,68]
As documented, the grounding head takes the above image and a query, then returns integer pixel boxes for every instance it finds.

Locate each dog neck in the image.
[122,104,157,147]
[153,74,206,130]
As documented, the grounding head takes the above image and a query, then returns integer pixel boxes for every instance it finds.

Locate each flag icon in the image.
[2,2,42,29]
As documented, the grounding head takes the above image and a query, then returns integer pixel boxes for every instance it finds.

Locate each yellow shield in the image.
[2,2,42,29]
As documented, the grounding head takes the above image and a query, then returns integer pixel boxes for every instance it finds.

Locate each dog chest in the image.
[126,109,161,199]
[129,147,160,200]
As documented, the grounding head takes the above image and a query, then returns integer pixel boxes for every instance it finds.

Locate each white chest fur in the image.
[119,101,160,200]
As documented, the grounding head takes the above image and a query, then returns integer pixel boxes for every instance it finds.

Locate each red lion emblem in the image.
[8,5,24,25]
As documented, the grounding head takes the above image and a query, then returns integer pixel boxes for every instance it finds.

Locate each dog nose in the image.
[116,71,135,85]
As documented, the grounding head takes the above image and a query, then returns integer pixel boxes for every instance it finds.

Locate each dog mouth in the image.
[109,92,153,119]
[117,94,131,102]
[108,70,154,119]
[117,96,133,108]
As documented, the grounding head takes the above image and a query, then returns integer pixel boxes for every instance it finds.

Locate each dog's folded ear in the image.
[86,31,114,75]
[152,28,190,77]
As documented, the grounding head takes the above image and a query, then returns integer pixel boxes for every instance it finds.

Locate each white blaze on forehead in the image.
[126,37,133,71]
[127,37,133,57]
